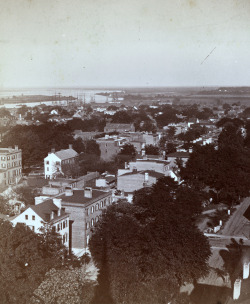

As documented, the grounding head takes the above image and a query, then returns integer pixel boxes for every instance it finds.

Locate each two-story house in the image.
[0,146,22,188]
[44,145,78,179]
[11,198,70,248]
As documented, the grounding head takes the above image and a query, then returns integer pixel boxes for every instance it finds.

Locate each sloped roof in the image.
[55,148,78,160]
[30,200,67,222]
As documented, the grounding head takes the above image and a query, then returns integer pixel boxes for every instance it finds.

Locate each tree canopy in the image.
[0,220,66,304]
[89,178,211,304]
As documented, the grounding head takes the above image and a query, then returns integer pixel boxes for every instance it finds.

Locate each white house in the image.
[44,145,78,179]
[11,198,70,248]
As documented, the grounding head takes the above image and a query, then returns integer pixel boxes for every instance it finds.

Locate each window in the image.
[57,224,60,232]
[104,199,106,206]
[46,161,49,165]
[101,201,103,208]
[86,222,90,229]
[91,218,94,227]
[95,216,99,223]
[65,219,67,227]
[86,208,89,216]
[65,233,67,242]
[91,206,94,214]
[52,226,56,232]
[25,215,28,220]
[7,156,10,160]
[61,222,62,230]
[63,221,65,229]
[32,215,35,220]
[1,164,6,168]
[47,167,49,171]
[95,203,99,211]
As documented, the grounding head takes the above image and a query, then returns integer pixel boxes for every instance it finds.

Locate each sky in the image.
[0,0,250,88]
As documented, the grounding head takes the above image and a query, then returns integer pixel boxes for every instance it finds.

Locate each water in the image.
[0,87,122,108]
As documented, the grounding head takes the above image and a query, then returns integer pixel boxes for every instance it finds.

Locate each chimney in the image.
[124,162,128,169]
[142,149,145,156]
[144,172,149,182]
[105,134,109,139]
[51,148,56,153]
[50,211,55,220]
[53,198,62,210]
[15,145,18,151]
[84,187,93,198]
[69,144,72,149]
[65,187,73,196]
[243,262,249,279]
[233,279,241,300]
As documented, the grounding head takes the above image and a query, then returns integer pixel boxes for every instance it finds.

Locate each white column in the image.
[233,279,241,300]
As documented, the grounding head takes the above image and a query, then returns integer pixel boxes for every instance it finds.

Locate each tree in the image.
[89,178,211,304]
[30,266,95,304]
[0,220,66,304]
[167,126,177,139]
[119,143,136,158]
[145,144,159,155]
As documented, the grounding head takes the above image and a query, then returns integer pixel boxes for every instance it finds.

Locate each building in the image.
[117,170,164,193]
[118,158,170,176]
[44,145,78,179]
[34,187,113,255]
[59,187,112,255]
[104,123,135,133]
[96,135,126,161]
[11,199,70,248]
[0,146,22,188]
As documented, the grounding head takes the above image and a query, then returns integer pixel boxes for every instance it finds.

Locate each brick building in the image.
[59,187,112,255]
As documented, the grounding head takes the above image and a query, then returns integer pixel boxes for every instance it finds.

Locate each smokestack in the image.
[243,263,249,279]
[233,279,241,300]
[84,187,93,198]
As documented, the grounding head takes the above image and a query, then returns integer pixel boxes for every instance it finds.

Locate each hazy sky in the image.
[1,0,250,88]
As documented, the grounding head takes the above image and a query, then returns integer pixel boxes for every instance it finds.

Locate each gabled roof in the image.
[29,200,68,222]
[55,148,78,160]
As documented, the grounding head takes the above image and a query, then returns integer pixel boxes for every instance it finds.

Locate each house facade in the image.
[0,146,22,188]
[44,145,78,179]
[11,199,70,248]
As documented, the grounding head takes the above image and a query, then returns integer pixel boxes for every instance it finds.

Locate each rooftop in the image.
[54,148,78,160]
[121,170,164,179]
[30,200,68,223]
[166,152,190,158]
[59,189,111,206]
